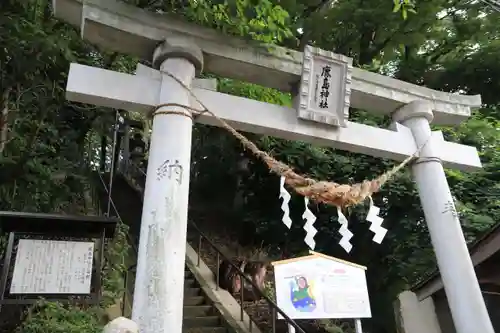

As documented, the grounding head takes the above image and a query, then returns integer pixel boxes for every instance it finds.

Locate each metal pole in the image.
[106,111,119,216]
[354,319,363,333]
[122,122,131,173]
[392,101,494,333]
[100,135,107,172]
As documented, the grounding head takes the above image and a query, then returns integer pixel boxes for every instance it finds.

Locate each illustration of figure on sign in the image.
[289,276,316,312]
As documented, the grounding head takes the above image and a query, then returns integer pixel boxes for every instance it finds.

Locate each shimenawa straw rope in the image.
[150,73,430,208]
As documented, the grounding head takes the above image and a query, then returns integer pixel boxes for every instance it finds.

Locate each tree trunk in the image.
[0,88,11,154]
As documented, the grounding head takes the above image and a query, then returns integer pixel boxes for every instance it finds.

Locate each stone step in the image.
[186,233,199,242]
[183,325,227,332]
[185,278,196,287]
[184,296,206,306]
[183,305,213,318]
[183,316,221,328]
[184,287,201,296]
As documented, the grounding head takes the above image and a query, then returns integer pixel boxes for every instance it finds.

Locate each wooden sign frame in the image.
[0,211,117,307]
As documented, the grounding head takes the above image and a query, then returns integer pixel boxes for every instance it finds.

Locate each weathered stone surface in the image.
[103,317,139,333]
[152,38,204,74]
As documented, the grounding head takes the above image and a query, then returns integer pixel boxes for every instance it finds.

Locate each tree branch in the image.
[369,19,411,62]
[0,87,11,155]
[298,0,337,51]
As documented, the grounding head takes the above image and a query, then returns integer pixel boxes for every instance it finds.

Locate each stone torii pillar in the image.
[131,38,203,333]
[393,102,494,333]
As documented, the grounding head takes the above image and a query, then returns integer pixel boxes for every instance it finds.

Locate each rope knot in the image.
[151,103,200,119]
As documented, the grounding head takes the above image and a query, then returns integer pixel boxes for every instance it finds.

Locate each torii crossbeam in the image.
[67,63,480,172]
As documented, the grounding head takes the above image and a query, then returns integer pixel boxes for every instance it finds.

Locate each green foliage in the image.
[0,0,130,331]
[218,78,292,106]
[393,0,417,20]
[262,281,276,301]
[20,302,103,333]
[318,320,345,333]
[102,222,131,305]
[0,0,98,212]
[126,0,293,43]
[188,0,293,43]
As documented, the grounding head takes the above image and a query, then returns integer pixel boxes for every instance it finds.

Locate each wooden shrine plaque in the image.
[297,45,353,127]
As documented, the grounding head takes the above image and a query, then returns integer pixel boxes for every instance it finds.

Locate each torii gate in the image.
[52,1,493,333]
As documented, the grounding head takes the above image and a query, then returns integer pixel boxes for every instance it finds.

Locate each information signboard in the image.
[272,251,371,320]
[10,239,94,294]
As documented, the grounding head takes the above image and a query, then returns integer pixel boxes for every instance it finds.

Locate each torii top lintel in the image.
[52,0,481,126]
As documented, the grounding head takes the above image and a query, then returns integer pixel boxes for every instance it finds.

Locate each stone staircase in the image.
[183,266,230,333]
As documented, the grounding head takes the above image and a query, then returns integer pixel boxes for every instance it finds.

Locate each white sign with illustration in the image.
[272,251,371,320]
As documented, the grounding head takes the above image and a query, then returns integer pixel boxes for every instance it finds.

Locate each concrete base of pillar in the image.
[394,291,442,333]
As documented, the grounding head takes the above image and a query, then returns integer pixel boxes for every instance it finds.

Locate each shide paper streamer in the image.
[366,197,388,244]
[337,207,354,253]
[278,179,387,252]
[279,177,318,250]
[279,176,293,229]
[302,197,318,250]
